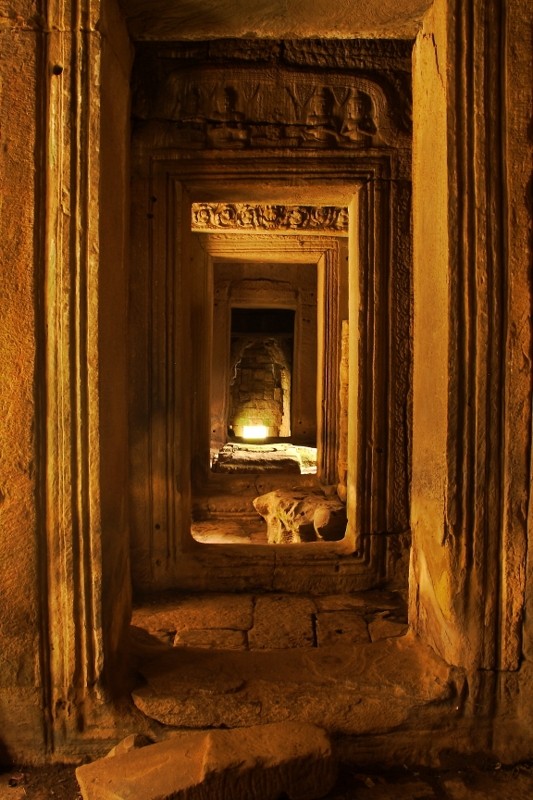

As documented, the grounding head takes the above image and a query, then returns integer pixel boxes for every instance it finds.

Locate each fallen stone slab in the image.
[213,443,302,473]
[76,722,337,800]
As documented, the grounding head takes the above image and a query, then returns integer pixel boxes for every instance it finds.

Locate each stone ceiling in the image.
[120,0,433,41]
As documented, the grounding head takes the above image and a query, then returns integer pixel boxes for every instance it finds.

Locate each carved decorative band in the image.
[192,203,349,233]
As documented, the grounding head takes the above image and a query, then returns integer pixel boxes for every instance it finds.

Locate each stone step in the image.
[131,632,456,736]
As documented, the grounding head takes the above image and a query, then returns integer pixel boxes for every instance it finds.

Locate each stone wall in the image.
[410,0,533,760]
[229,336,293,439]
[0,4,45,760]
[0,0,133,763]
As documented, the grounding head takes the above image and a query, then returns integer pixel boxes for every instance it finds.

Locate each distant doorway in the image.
[227,308,294,441]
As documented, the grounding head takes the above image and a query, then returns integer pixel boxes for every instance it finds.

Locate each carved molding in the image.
[191,203,348,233]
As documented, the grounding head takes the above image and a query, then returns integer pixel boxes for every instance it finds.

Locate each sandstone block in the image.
[173,628,247,649]
[105,733,153,759]
[248,595,315,649]
[76,722,336,800]
[316,611,369,646]
[368,617,409,642]
[132,594,254,643]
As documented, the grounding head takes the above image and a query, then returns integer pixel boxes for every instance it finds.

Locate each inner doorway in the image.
[210,265,320,478]
[128,36,412,587]
[190,228,346,546]
[211,305,321,478]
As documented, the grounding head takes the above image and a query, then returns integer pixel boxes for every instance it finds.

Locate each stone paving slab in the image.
[132,591,407,651]
[248,595,316,649]
[368,617,409,642]
[132,593,254,646]
[314,591,406,615]
[316,610,370,646]
[173,628,247,649]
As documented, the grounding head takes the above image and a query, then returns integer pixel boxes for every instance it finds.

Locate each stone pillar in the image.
[0,0,132,761]
[411,0,531,685]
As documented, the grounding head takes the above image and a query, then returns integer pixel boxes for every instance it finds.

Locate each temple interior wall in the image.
[0,17,45,757]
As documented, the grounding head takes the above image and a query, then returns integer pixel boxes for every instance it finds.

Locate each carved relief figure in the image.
[339,89,377,145]
[206,84,248,148]
[301,87,337,146]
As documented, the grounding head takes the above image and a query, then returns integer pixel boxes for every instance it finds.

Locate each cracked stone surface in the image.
[316,611,370,646]
[248,595,316,649]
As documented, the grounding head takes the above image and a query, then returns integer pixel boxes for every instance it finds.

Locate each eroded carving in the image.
[138,71,404,149]
[192,204,349,232]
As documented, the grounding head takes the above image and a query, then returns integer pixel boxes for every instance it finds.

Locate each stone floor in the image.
[131,590,408,651]
[191,514,269,544]
[4,760,533,799]
[191,465,326,544]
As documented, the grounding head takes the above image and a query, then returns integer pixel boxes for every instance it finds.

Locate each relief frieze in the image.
[136,65,408,150]
[191,204,349,233]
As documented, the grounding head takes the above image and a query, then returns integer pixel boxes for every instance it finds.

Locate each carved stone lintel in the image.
[192,203,348,233]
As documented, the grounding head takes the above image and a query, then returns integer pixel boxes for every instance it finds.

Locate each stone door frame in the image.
[129,150,411,593]
[198,232,344,483]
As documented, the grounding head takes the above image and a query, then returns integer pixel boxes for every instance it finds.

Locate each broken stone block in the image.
[76,722,337,800]
[253,490,347,544]
[105,733,152,758]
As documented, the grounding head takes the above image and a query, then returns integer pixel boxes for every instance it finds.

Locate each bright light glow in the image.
[242,425,268,440]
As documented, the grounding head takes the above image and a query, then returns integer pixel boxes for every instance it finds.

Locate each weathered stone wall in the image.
[0,0,133,763]
[495,0,533,761]
[229,337,293,438]
[411,0,533,760]
[0,9,46,761]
